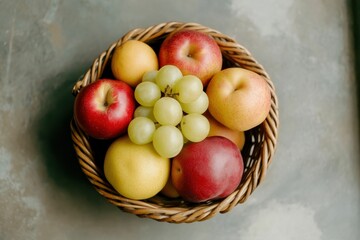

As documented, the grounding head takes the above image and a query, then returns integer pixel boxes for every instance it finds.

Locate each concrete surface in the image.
[1,0,359,239]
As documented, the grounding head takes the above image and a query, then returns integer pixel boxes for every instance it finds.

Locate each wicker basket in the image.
[70,22,279,223]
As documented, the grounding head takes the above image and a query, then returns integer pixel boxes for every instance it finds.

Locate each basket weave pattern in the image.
[70,22,279,223]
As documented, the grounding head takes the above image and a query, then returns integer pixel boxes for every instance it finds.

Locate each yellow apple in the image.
[205,111,245,150]
[206,68,271,131]
[111,40,158,87]
[104,136,170,200]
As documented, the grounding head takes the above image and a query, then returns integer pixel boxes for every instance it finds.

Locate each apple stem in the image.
[104,88,114,107]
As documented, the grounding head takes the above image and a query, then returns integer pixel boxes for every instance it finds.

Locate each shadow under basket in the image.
[70,22,279,223]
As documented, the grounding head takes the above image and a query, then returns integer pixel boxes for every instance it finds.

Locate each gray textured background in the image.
[0,0,359,239]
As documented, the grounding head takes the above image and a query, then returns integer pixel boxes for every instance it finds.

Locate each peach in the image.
[206,68,271,131]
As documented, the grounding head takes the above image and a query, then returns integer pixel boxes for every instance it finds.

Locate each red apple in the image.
[172,136,244,203]
[159,30,222,87]
[74,79,135,139]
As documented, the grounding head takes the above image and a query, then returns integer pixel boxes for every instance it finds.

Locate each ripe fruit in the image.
[159,30,222,86]
[155,65,183,92]
[172,136,244,203]
[127,117,156,144]
[152,125,183,158]
[142,70,158,82]
[133,106,155,121]
[104,136,170,200]
[205,111,245,150]
[180,91,209,114]
[180,113,210,142]
[134,81,161,107]
[74,79,135,139]
[153,97,183,126]
[127,66,210,158]
[111,40,158,87]
[206,68,271,131]
[173,75,203,103]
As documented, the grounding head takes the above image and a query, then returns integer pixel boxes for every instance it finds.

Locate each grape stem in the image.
[163,85,179,98]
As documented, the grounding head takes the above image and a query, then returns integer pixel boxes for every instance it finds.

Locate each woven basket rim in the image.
[70,21,279,223]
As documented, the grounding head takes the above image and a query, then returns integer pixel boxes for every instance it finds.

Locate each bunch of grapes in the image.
[127,65,210,158]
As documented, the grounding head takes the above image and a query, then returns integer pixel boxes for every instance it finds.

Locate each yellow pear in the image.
[104,136,170,200]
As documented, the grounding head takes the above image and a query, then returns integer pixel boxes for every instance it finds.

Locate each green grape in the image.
[153,97,183,126]
[177,125,189,144]
[155,65,183,93]
[181,113,210,142]
[128,117,156,144]
[174,75,203,103]
[152,125,183,158]
[180,91,209,114]
[133,106,155,122]
[142,70,158,83]
[134,81,161,107]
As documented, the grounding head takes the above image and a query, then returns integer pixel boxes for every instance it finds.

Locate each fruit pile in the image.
[130,65,210,158]
[74,29,271,203]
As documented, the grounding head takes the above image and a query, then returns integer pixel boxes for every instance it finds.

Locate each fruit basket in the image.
[70,22,279,223]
